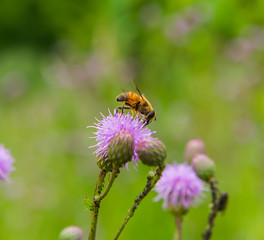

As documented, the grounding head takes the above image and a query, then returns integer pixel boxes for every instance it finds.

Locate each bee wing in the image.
[121,79,134,93]
[121,87,132,94]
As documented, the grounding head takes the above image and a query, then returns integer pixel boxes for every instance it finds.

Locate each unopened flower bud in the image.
[59,226,83,240]
[184,139,206,163]
[191,154,215,182]
[107,130,134,167]
[97,155,113,172]
[136,137,166,166]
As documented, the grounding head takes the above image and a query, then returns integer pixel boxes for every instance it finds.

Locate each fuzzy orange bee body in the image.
[116,87,156,125]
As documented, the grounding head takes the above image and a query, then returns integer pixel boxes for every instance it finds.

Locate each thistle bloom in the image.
[89,110,154,165]
[0,144,15,181]
[155,163,203,214]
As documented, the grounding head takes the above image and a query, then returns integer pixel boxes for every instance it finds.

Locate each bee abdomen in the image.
[116,92,130,102]
[116,94,126,102]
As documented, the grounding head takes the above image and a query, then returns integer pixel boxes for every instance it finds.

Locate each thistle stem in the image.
[89,170,107,240]
[89,167,120,240]
[202,177,219,240]
[95,166,120,202]
[174,217,182,240]
[113,163,166,240]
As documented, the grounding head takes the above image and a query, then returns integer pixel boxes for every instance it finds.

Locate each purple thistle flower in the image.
[0,144,15,181]
[155,163,203,212]
[88,110,155,165]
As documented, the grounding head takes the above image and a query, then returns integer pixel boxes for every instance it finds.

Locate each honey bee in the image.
[116,85,156,125]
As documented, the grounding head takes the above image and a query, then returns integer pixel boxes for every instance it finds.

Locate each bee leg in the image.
[116,106,130,114]
[139,115,148,124]
[135,112,141,119]
[135,113,145,123]
[121,103,125,114]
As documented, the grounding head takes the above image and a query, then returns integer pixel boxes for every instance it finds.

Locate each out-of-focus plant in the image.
[0,144,15,182]
[154,139,228,240]
[59,226,83,240]
[191,152,228,240]
[155,163,203,240]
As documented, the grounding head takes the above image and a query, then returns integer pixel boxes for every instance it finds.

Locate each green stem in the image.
[89,167,120,240]
[95,166,120,202]
[202,177,219,240]
[94,170,107,197]
[174,217,182,240]
[89,170,107,240]
[113,163,166,240]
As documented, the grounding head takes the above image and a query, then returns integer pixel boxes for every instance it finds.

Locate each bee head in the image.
[146,110,156,125]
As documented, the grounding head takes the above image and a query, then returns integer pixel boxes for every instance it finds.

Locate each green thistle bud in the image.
[168,204,189,217]
[97,154,113,172]
[107,130,134,167]
[184,139,206,163]
[136,137,166,166]
[59,226,83,240]
[191,154,216,182]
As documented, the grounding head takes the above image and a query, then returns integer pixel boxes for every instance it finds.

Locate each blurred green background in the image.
[0,0,264,239]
